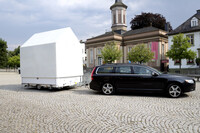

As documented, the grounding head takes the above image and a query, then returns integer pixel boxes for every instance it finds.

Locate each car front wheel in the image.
[102,83,115,95]
[167,84,182,98]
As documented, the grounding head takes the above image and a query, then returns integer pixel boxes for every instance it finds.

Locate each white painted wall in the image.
[21,27,83,87]
[80,43,87,66]
[168,31,200,69]
[86,49,89,67]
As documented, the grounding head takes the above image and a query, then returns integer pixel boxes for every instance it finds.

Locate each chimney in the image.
[115,0,122,3]
[197,9,200,14]
[165,22,170,32]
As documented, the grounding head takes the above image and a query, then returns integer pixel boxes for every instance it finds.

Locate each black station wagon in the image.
[90,64,196,98]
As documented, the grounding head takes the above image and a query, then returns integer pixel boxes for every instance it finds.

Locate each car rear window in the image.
[97,67,113,73]
[97,67,114,74]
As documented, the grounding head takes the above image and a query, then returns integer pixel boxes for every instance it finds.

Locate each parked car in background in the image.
[90,64,195,98]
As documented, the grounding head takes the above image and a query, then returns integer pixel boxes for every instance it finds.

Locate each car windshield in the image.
[148,67,162,75]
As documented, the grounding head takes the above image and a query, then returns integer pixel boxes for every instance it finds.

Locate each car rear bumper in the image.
[89,81,101,91]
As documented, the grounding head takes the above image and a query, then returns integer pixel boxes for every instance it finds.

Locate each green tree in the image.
[166,34,196,70]
[130,12,172,31]
[100,42,122,63]
[7,55,20,68]
[0,38,8,68]
[8,46,20,57]
[7,46,20,68]
[127,44,154,64]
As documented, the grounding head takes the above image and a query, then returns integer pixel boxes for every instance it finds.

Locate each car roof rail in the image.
[102,63,143,66]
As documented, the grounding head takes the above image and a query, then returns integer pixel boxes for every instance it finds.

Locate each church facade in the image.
[85,0,169,71]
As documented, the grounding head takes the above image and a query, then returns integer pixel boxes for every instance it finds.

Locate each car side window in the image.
[133,66,152,75]
[97,67,114,74]
[115,66,132,74]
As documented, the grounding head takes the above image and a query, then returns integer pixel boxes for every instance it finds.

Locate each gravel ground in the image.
[0,72,200,133]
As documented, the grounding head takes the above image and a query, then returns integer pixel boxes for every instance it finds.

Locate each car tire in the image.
[102,83,115,95]
[167,84,182,98]
[36,84,42,90]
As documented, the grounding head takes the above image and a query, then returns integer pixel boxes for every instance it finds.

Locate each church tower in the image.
[110,0,128,34]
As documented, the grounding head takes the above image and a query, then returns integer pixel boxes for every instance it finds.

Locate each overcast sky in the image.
[0,0,200,50]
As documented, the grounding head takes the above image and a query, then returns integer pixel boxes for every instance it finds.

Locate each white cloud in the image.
[7,44,21,51]
[0,0,29,12]
[0,0,114,46]
[0,0,113,25]
[49,0,112,10]
[1,0,200,48]
[126,0,148,12]
[125,0,162,14]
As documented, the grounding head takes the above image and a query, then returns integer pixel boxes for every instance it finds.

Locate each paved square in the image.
[0,72,200,133]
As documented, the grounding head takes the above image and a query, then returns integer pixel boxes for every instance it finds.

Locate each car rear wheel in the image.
[102,83,115,95]
[36,84,42,90]
[167,84,182,98]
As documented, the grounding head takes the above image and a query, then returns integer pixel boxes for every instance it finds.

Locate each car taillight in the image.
[91,67,96,81]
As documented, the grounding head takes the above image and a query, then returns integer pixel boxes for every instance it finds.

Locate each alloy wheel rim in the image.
[169,85,181,97]
[102,83,113,94]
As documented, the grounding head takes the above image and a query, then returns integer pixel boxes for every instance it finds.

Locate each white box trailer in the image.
[20,27,83,89]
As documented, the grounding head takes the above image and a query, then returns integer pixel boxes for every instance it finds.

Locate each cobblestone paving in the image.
[0,72,200,133]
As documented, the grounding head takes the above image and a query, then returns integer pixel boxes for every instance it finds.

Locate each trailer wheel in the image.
[36,85,42,90]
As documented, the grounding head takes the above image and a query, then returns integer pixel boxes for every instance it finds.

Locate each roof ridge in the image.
[168,13,200,35]
[123,26,161,36]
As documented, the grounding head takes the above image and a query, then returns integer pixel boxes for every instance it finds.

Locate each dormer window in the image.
[191,17,198,27]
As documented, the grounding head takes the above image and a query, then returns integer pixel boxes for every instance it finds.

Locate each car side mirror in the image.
[152,72,159,76]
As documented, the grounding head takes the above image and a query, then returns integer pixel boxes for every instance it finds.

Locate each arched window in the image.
[123,10,126,24]
[113,11,116,24]
[191,17,198,27]
[118,10,122,24]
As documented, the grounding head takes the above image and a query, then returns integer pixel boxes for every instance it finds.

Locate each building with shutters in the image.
[168,9,200,73]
